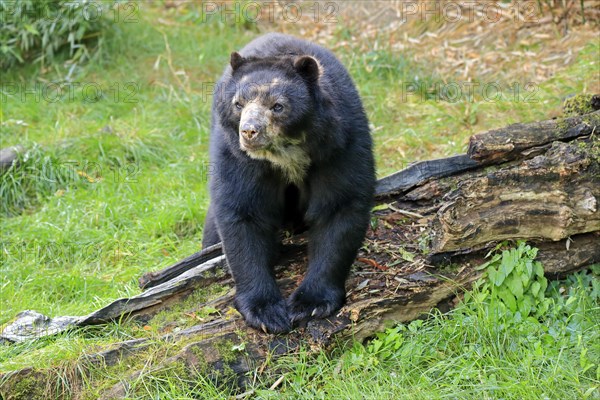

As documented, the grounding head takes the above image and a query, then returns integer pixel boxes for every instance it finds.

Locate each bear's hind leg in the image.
[202,204,221,249]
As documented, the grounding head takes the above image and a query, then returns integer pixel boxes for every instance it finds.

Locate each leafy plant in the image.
[0,0,115,69]
[274,247,599,399]
[470,241,551,320]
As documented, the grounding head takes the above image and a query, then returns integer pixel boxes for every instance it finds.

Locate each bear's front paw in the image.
[234,293,291,334]
[287,283,345,324]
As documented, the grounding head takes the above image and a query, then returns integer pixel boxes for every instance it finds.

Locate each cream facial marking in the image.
[237,97,308,183]
[236,77,285,102]
[240,102,266,127]
[245,141,310,185]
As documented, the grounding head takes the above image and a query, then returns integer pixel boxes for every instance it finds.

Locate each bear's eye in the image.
[234,101,243,110]
[271,103,284,112]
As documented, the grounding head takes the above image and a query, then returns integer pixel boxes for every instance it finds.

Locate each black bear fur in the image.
[203,33,375,333]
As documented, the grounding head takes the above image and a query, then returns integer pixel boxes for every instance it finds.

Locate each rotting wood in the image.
[1,108,599,399]
[138,243,223,289]
[431,139,600,253]
[374,154,479,196]
[468,109,599,163]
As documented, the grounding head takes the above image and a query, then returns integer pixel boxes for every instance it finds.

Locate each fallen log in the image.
[468,109,599,163]
[430,139,600,253]
[1,105,598,399]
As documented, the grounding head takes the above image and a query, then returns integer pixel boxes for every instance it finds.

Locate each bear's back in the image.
[239,33,340,68]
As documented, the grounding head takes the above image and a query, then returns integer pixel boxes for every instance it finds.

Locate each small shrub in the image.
[469,241,551,320]
[0,0,115,69]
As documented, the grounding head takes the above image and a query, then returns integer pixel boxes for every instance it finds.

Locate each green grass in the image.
[244,247,600,399]
[1,2,599,398]
[256,268,599,399]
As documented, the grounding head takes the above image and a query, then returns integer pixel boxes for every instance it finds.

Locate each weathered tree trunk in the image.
[1,106,599,399]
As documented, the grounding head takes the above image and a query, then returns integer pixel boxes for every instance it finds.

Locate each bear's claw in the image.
[234,294,291,334]
[287,283,345,324]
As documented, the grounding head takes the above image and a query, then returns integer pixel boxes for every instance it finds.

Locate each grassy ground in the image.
[1,2,599,399]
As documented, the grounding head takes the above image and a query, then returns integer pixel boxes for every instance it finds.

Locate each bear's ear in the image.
[294,56,320,83]
[230,52,245,71]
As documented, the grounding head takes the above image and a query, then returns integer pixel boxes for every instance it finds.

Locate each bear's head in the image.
[218,52,322,183]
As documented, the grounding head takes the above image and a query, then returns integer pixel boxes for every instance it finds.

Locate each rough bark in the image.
[468,110,599,163]
[431,140,600,253]
[1,108,599,399]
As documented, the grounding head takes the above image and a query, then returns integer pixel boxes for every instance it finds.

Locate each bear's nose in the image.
[241,127,258,140]
[240,121,262,141]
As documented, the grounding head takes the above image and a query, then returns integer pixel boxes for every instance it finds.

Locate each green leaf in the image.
[477,254,501,270]
[579,347,589,369]
[539,276,548,294]
[533,341,543,357]
[584,386,598,398]
[518,294,534,316]
[371,204,390,212]
[520,271,530,288]
[538,299,551,316]
[199,306,219,316]
[508,274,524,298]
[501,250,515,276]
[534,261,544,278]
[476,260,491,271]
[531,281,541,298]
[24,24,39,35]
[525,260,533,277]
[498,287,517,312]
[398,247,415,262]
[528,246,538,259]
[488,267,502,287]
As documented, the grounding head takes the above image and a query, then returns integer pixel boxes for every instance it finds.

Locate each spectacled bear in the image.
[202,33,375,333]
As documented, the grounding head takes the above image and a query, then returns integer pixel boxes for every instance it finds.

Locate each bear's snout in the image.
[240,121,261,140]
[239,119,268,150]
[239,103,270,151]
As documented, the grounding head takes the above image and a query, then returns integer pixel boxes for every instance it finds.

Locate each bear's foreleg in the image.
[217,212,292,333]
[288,201,370,323]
